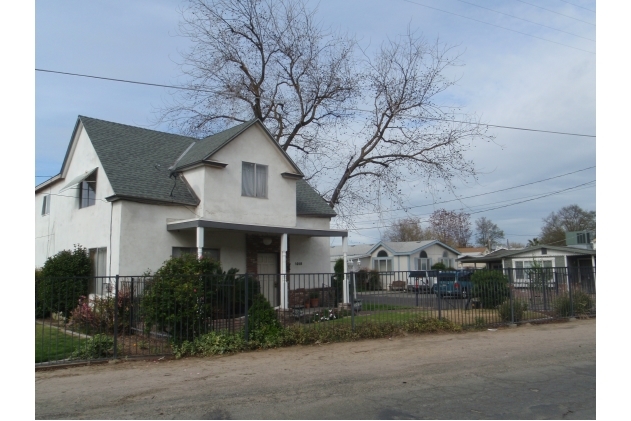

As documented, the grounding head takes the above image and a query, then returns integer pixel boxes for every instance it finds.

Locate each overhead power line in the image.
[452,0,595,41]
[513,0,595,25]
[346,180,595,231]
[348,165,596,218]
[557,0,596,13]
[400,0,595,54]
[35,68,597,138]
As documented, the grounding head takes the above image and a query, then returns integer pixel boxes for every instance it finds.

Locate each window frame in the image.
[41,194,50,216]
[241,161,268,199]
[79,172,97,209]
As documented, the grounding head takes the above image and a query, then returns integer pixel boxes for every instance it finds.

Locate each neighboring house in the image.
[456,247,489,269]
[565,230,595,250]
[458,245,596,270]
[35,116,347,306]
[330,240,461,287]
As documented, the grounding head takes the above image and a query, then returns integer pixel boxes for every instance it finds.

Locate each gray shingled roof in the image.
[67,116,334,216]
[80,116,200,206]
[296,179,336,217]
[459,245,595,262]
[174,120,256,169]
[330,243,374,258]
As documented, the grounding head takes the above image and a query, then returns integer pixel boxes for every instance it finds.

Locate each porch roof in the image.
[167,218,347,237]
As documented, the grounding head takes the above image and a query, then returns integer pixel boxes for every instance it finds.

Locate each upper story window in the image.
[242,162,268,198]
[79,172,97,208]
[41,194,50,215]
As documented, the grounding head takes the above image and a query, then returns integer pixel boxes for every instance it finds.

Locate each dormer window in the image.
[242,162,268,198]
[79,172,97,208]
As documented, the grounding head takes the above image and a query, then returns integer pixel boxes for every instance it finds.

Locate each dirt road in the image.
[36,319,596,419]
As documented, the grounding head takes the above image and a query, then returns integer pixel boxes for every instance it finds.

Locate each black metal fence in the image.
[35,267,595,365]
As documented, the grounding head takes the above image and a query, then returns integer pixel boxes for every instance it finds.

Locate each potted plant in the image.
[309,291,319,308]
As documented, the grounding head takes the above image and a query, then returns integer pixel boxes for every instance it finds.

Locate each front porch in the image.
[166,218,351,308]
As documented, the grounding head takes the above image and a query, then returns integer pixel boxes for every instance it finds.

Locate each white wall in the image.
[35,124,116,273]
[185,124,298,227]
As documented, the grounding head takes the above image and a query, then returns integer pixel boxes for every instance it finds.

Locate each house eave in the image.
[35,174,62,193]
[105,194,200,207]
[167,218,347,237]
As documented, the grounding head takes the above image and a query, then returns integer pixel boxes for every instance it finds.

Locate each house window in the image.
[576,232,591,244]
[514,259,554,285]
[172,247,220,261]
[41,194,51,215]
[88,247,107,296]
[79,172,97,208]
[373,250,392,272]
[242,162,268,198]
[416,251,431,270]
[440,251,454,268]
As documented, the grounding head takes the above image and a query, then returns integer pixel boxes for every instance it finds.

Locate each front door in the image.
[257,253,279,307]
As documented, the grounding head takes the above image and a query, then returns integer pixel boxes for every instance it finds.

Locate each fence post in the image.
[350,275,355,332]
[130,277,134,330]
[438,278,442,320]
[569,269,574,317]
[509,269,514,324]
[244,274,249,342]
[113,274,119,360]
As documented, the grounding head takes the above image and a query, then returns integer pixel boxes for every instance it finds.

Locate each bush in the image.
[356,269,381,291]
[171,316,462,358]
[471,270,510,308]
[36,245,92,318]
[70,334,117,360]
[69,291,132,334]
[332,258,345,306]
[554,291,593,317]
[498,299,528,322]
[141,254,242,340]
[247,294,282,342]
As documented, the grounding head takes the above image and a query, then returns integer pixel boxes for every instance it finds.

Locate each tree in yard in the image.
[428,209,471,248]
[539,204,596,246]
[526,238,540,247]
[160,0,490,221]
[383,216,432,242]
[474,216,504,250]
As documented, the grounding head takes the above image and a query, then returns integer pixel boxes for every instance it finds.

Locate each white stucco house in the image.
[35,116,350,305]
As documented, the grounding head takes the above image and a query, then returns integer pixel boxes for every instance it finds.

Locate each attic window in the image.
[242,162,268,198]
[79,172,97,208]
[377,250,388,257]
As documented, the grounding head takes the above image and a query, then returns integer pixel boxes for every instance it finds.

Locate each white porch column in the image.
[196,226,204,258]
[342,236,349,303]
[280,233,288,309]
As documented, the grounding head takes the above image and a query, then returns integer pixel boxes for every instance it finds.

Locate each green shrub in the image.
[247,294,282,342]
[498,299,528,322]
[70,334,117,360]
[141,254,242,340]
[36,245,92,318]
[332,258,345,306]
[356,269,381,291]
[554,291,593,317]
[173,331,249,358]
[471,270,510,308]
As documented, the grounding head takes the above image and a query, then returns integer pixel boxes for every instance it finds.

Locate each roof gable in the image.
[368,240,461,256]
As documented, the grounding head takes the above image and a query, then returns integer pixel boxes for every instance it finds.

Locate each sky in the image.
[34,0,597,247]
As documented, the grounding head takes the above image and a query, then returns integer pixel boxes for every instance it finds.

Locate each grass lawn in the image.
[35,323,87,363]
[360,303,413,311]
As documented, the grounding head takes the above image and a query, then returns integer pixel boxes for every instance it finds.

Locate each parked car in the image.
[407,271,434,294]
[433,270,474,299]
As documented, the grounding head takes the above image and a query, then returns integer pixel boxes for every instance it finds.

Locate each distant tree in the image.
[383,217,432,242]
[540,204,596,246]
[428,209,471,248]
[475,217,505,249]
[509,242,524,249]
[526,238,540,247]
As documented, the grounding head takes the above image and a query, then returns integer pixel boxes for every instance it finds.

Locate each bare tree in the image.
[161,0,490,221]
[475,216,504,249]
[383,217,432,242]
[540,204,595,246]
[429,209,471,248]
